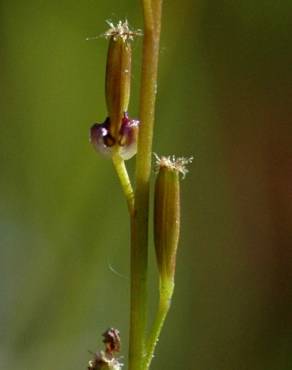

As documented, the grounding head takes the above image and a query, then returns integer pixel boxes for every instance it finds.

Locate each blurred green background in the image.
[1,1,292,369]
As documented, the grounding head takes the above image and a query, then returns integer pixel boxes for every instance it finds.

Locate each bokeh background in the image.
[1,1,292,369]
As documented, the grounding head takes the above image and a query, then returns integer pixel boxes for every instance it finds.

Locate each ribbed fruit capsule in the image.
[154,155,192,282]
[105,21,133,139]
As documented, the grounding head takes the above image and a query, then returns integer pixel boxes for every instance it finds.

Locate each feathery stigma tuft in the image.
[104,20,142,42]
[154,154,193,179]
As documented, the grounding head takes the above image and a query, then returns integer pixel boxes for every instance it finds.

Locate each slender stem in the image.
[128,1,163,369]
[142,0,154,31]
[144,280,174,369]
[112,153,134,215]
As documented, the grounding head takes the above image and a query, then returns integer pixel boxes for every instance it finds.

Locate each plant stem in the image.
[112,153,134,215]
[144,280,174,369]
[128,0,163,369]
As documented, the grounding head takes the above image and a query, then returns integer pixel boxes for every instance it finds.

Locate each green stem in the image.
[112,153,134,215]
[128,0,163,369]
[144,280,174,370]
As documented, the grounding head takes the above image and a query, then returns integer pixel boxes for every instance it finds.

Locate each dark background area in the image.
[0,1,291,369]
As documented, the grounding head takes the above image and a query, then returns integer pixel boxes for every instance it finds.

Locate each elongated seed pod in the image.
[90,21,141,160]
[154,155,192,282]
[105,35,131,139]
[154,162,180,282]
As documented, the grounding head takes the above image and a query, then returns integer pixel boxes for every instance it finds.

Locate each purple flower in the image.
[90,117,115,158]
[90,113,140,160]
[118,112,140,160]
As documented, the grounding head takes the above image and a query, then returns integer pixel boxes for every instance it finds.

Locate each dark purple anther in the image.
[90,113,139,160]
[90,117,115,157]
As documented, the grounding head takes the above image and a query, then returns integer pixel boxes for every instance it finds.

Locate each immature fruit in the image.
[154,155,192,282]
[105,35,131,138]
[90,21,142,160]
